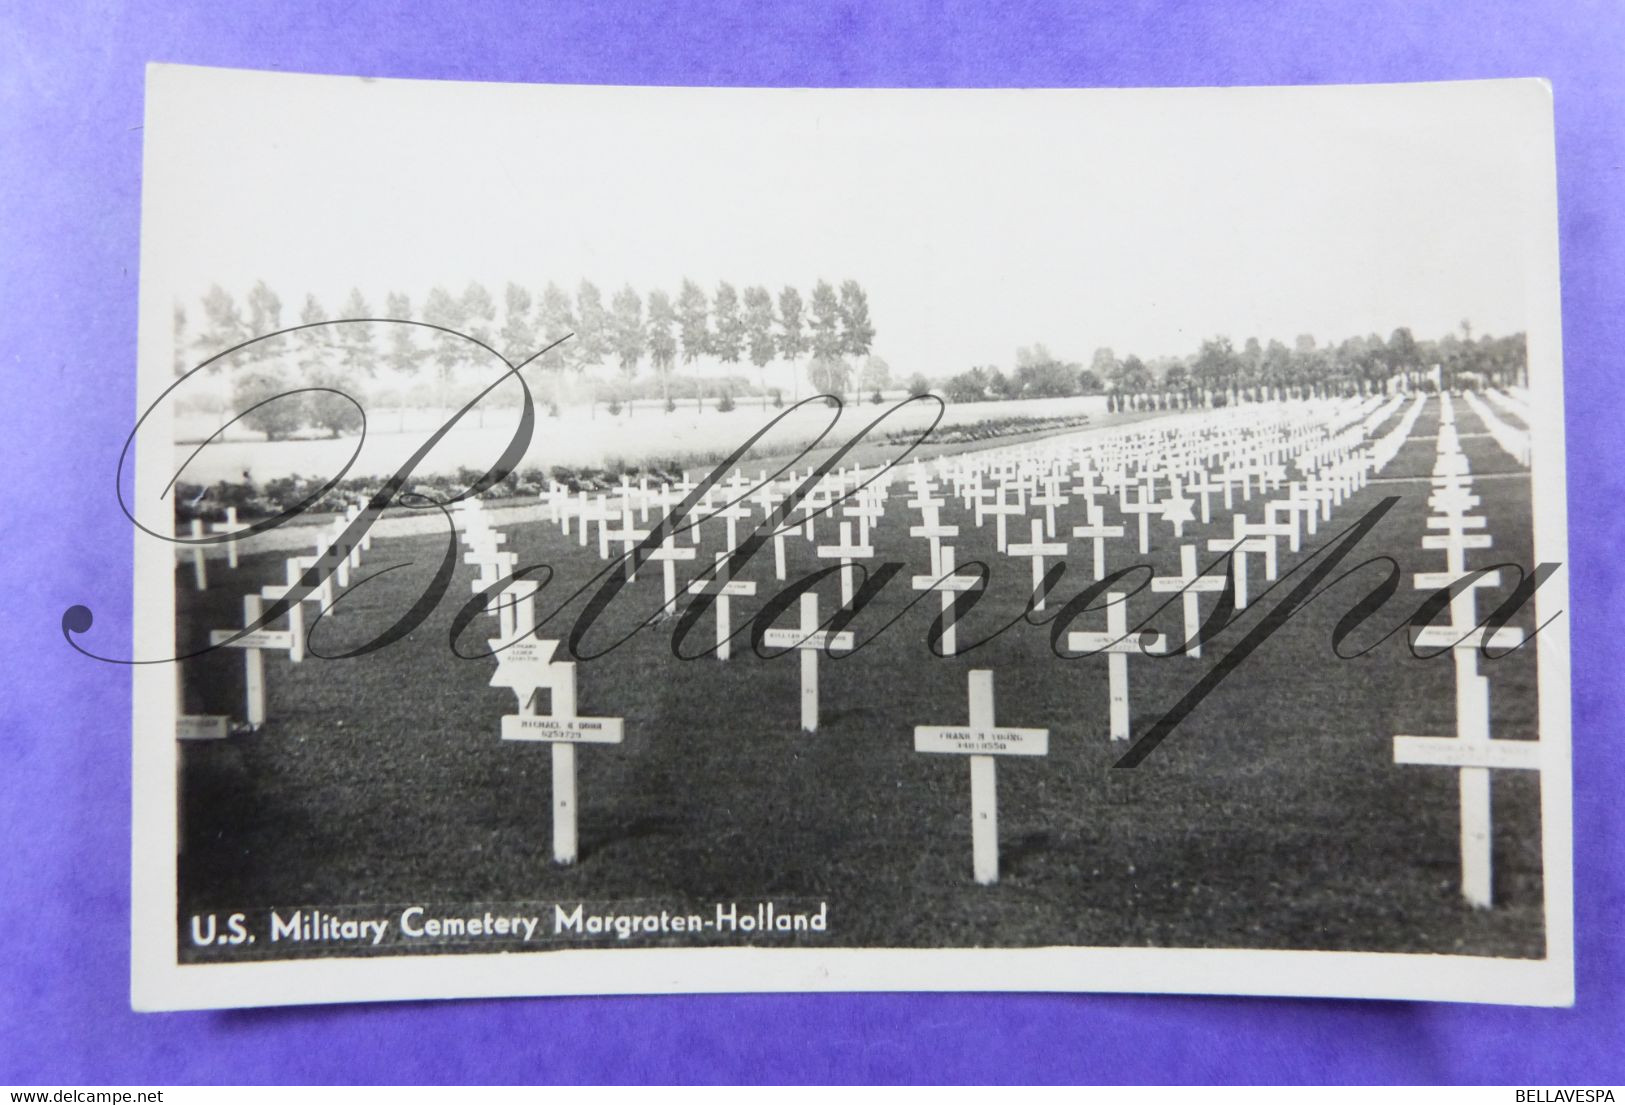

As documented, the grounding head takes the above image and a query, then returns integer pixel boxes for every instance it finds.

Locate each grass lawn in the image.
[175,396,1546,961]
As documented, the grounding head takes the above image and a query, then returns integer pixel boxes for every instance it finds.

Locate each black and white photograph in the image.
[124,66,1572,1010]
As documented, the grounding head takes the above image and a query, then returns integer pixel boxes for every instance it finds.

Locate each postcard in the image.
[116,66,1571,1009]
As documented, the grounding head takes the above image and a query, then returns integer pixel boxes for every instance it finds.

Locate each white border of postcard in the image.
[129,67,1574,1010]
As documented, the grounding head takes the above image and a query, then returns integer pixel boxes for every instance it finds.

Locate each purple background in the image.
[3,0,1621,1085]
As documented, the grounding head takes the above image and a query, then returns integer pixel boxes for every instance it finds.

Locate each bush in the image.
[716,393,736,413]
[770,389,784,408]
[232,367,306,441]
[870,390,884,404]
[906,373,931,398]
[664,397,677,413]
[306,369,365,438]
[942,372,987,404]
[606,398,623,416]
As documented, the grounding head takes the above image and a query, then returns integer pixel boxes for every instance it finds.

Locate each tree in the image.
[646,289,678,408]
[985,368,1017,400]
[807,280,843,397]
[233,367,304,441]
[1016,343,1055,368]
[742,285,776,409]
[676,279,710,411]
[1012,358,1077,399]
[299,293,361,438]
[776,286,806,402]
[295,294,330,379]
[383,292,419,377]
[905,372,932,397]
[711,281,744,366]
[460,282,499,421]
[942,367,991,403]
[806,356,852,398]
[858,354,892,394]
[1192,337,1237,403]
[1262,339,1292,401]
[198,285,247,361]
[172,303,188,377]
[1077,367,1104,394]
[609,284,645,384]
[1091,347,1120,394]
[838,280,876,370]
[421,285,466,405]
[1118,354,1152,397]
[336,287,374,377]
[536,282,576,384]
[460,281,497,354]
[244,281,284,363]
[306,366,364,437]
[573,280,610,375]
[1238,337,1262,401]
[1386,327,1418,392]
[499,283,536,366]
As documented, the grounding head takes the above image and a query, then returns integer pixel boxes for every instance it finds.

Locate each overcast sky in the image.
[146,67,1554,375]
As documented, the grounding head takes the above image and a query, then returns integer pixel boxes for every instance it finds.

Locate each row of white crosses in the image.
[177,507,250,591]
[1391,393,1542,910]
[537,465,884,734]
[903,396,1390,615]
[189,502,372,733]
[1461,388,1533,467]
[462,496,627,868]
[177,501,369,848]
[908,399,1437,885]
[507,399,1399,881]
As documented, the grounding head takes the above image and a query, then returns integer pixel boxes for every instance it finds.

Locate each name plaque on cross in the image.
[495,660,626,866]
[177,715,230,741]
[500,715,625,745]
[762,592,853,733]
[912,669,1050,885]
[1392,670,1543,909]
[208,629,295,652]
[914,726,1049,757]
[208,595,295,727]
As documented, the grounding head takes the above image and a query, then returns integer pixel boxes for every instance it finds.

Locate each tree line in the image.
[177,278,877,437]
[935,325,1528,411]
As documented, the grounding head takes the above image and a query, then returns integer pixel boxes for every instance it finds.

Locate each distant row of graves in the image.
[179,388,1540,902]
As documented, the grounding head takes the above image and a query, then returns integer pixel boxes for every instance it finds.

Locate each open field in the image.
[172,390,1113,484]
[175,395,1545,960]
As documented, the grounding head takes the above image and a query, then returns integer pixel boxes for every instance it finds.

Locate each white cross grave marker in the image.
[1150,544,1226,659]
[913,669,1049,885]
[184,518,208,590]
[208,594,295,727]
[1006,518,1067,612]
[910,544,985,657]
[1206,515,1273,610]
[1393,673,1543,908]
[497,646,623,866]
[208,507,244,570]
[687,553,758,660]
[1120,481,1161,554]
[1072,505,1124,582]
[816,520,874,609]
[649,531,698,613]
[762,592,854,733]
[1067,591,1167,741]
